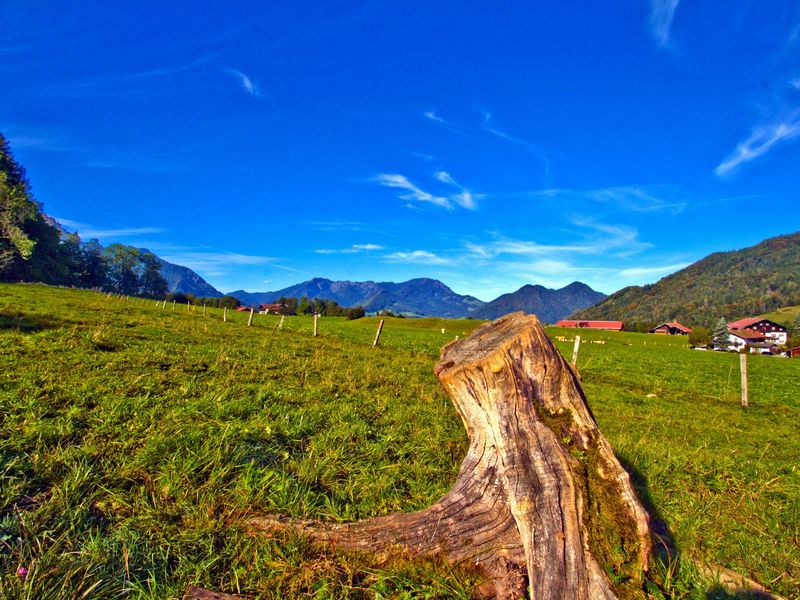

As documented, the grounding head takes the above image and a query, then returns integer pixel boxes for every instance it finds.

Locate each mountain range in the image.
[230,278,483,318]
[572,232,800,326]
[471,283,606,323]
[228,277,604,321]
[159,232,800,325]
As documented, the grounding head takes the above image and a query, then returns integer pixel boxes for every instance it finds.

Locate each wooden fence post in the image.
[223,307,227,322]
[571,335,581,367]
[373,319,385,347]
[313,314,319,337]
[186,301,190,312]
[278,315,285,330]
[172,300,176,311]
[740,352,749,408]
[203,304,206,317]
[248,308,255,327]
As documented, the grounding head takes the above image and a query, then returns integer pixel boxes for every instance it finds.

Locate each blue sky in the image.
[2,1,800,299]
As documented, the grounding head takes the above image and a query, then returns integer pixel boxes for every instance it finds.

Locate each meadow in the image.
[0,284,798,599]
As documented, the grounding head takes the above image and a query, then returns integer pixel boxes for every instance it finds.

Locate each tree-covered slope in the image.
[573,233,800,327]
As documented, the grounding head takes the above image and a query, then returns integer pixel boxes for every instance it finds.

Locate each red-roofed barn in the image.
[649,322,692,335]
[727,318,788,345]
[555,320,624,331]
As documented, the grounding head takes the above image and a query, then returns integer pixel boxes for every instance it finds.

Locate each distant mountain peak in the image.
[470,282,606,323]
[150,252,222,298]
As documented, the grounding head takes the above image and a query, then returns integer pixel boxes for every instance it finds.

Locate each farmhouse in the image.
[720,329,781,354]
[555,320,624,331]
[235,306,251,312]
[259,303,286,315]
[728,317,788,345]
[649,321,692,335]
[790,346,800,358]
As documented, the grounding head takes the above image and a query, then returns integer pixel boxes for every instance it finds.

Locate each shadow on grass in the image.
[619,457,780,599]
[0,311,69,332]
[705,588,778,600]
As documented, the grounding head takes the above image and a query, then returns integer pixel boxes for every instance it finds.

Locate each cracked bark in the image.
[249,312,652,599]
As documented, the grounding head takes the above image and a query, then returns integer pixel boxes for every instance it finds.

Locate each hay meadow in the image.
[1,284,798,598]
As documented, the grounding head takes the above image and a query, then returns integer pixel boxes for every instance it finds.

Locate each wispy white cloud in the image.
[586,186,686,214]
[160,251,277,273]
[375,174,453,209]
[480,111,531,146]
[434,171,478,209]
[384,250,452,265]
[42,55,215,98]
[423,110,445,124]
[421,110,477,139]
[423,109,552,183]
[649,0,681,47]
[788,19,800,45]
[465,222,650,262]
[715,114,800,176]
[375,171,479,210]
[227,68,261,97]
[6,134,72,153]
[306,220,364,231]
[315,243,384,254]
[55,218,165,239]
[618,263,689,278]
[528,185,685,215]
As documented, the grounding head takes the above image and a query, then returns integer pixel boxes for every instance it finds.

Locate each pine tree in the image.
[793,312,800,336]
[0,133,38,275]
[712,317,730,351]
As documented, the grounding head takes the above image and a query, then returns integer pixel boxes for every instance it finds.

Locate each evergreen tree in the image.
[712,317,730,351]
[0,133,38,276]
[793,312,800,336]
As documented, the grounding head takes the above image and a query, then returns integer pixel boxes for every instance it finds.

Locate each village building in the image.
[718,329,781,354]
[259,303,287,315]
[790,346,800,358]
[727,317,788,345]
[649,321,692,335]
[235,306,251,312]
[555,320,624,331]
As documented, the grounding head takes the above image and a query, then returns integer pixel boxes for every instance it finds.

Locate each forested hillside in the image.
[0,132,169,297]
[573,232,800,327]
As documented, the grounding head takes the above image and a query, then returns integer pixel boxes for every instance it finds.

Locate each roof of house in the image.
[729,329,766,341]
[728,317,761,329]
[651,321,692,333]
[728,317,786,330]
[555,320,624,330]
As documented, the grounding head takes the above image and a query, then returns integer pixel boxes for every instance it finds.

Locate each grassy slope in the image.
[1,285,798,598]
[759,305,800,327]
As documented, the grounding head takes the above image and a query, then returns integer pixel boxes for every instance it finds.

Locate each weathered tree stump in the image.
[250,312,652,599]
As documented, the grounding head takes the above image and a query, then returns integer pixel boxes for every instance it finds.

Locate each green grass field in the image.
[1,284,798,599]
[759,305,800,328]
